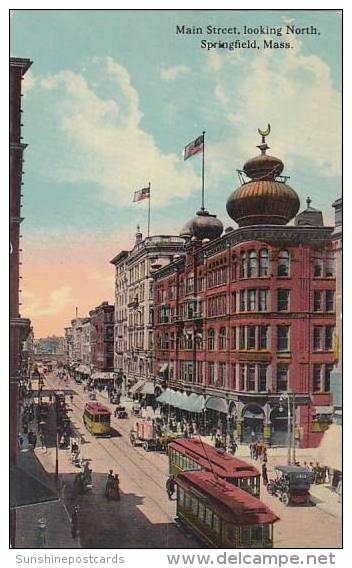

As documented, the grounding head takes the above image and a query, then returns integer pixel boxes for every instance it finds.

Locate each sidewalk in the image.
[309,483,342,518]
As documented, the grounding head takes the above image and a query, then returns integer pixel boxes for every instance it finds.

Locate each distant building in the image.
[89,302,114,371]
[330,198,342,423]
[110,228,186,387]
[34,335,65,355]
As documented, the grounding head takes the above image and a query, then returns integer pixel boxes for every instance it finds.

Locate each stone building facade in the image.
[110,228,186,386]
[89,302,114,371]
[153,129,337,449]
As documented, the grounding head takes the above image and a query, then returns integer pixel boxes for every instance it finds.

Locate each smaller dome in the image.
[180,209,223,241]
[243,152,284,180]
[294,197,324,227]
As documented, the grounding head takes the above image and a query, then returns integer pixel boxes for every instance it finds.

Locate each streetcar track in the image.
[46,375,173,520]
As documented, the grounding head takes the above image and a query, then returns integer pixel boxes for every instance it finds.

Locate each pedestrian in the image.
[32,432,37,449]
[18,433,23,450]
[211,426,217,442]
[105,469,115,498]
[251,430,256,443]
[113,474,120,500]
[262,463,269,486]
[70,394,74,405]
[40,432,46,450]
[166,476,175,499]
[71,506,79,539]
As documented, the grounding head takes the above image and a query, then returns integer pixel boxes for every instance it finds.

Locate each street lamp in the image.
[279,391,296,465]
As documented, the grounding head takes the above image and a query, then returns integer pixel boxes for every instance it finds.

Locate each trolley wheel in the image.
[143,442,149,451]
[281,492,290,506]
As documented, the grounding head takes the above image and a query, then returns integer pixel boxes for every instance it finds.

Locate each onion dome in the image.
[180,209,223,241]
[294,197,324,227]
[226,125,300,227]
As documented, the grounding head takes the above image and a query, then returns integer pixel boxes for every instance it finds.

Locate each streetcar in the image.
[175,471,279,548]
[83,402,111,436]
[168,439,260,497]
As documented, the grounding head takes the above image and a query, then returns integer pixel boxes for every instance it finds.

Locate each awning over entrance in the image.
[76,365,91,375]
[205,397,228,414]
[156,389,205,413]
[129,379,145,394]
[159,363,168,373]
[139,381,155,395]
[314,406,334,415]
[243,409,264,419]
[91,372,115,381]
[316,424,342,471]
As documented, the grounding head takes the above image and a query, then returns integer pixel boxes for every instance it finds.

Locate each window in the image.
[278,250,290,276]
[240,290,246,311]
[258,365,268,391]
[218,363,226,386]
[247,365,256,391]
[277,364,289,392]
[277,325,290,351]
[247,289,256,311]
[239,365,245,390]
[208,362,215,385]
[324,364,333,391]
[219,328,227,350]
[205,508,213,527]
[248,326,256,349]
[313,364,322,391]
[231,292,236,313]
[240,252,247,278]
[313,327,322,350]
[325,326,334,350]
[259,248,269,277]
[326,253,335,277]
[326,290,335,312]
[208,329,216,351]
[313,290,322,311]
[278,289,290,311]
[231,363,236,389]
[248,250,257,277]
[231,327,236,350]
[231,255,238,281]
[314,254,323,277]
[258,289,269,311]
[239,327,245,350]
[259,326,269,349]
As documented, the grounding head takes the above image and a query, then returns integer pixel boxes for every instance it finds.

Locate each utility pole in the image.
[287,395,292,465]
[291,393,296,464]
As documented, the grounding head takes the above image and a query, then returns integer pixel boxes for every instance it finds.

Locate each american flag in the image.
[184,134,204,160]
[133,186,150,202]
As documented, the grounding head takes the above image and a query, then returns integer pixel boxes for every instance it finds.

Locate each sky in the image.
[10,9,342,337]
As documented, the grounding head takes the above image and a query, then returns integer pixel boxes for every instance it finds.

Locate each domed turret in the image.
[180,209,223,241]
[295,197,324,227]
[226,125,300,227]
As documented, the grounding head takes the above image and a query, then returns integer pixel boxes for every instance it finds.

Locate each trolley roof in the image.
[176,471,279,525]
[85,402,111,415]
[169,438,260,478]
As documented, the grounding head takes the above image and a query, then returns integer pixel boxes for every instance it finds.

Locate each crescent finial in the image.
[258,124,271,138]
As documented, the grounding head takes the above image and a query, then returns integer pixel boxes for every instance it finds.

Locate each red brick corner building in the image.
[153,129,336,448]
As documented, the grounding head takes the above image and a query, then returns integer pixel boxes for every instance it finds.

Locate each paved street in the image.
[37,372,342,549]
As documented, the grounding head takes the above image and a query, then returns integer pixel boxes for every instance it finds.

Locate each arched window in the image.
[259,248,269,277]
[208,329,216,351]
[277,250,290,277]
[219,328,227,350]
[247,250,258,278]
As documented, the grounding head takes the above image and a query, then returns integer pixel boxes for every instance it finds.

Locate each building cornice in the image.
[10,57,33,74]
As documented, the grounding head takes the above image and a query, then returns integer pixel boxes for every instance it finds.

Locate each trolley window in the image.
[178,487,185,505]
[198,501,205,522]
[98,414,110,423]
[213,514,220,535]
[190,496,198,516]
[204,507,213,527]
[240,527,250,546]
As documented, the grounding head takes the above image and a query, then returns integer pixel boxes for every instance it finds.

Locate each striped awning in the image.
[91,372,115,380]
[129,379,145,394]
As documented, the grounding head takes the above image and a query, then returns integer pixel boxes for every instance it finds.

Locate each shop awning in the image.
[91,372,115,381]
[76,365,91,375]
[243,409,264,419]
[206,396,228,414]
[316,423,342,471]
[156,388,171,404]
[159,363,168,373]
[314,406,334,415]
[129,379,145,394]
[156,389,205,413]
[139,381,155,395]
[187,393,206,413]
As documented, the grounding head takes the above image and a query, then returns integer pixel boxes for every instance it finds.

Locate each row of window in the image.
[155,289,335,322]
[178,361,332,393]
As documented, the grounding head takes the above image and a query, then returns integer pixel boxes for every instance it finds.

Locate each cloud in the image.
[31,57,199,209]
[22,285,72,317]
[22,70,36,94]
[208,41,341,178]
[160,64,190,81]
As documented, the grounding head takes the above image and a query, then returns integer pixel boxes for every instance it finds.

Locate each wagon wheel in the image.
[143,441,149,451]
[266,482,274,496]
[281,492,290,506]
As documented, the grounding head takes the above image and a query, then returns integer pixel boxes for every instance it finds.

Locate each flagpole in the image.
[147,181,151,237]
[201,131,205,211]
